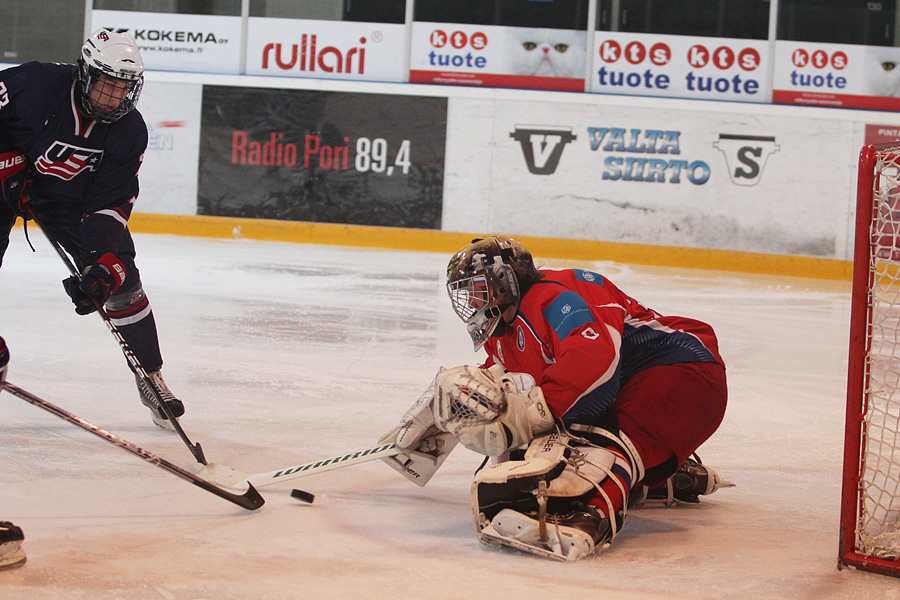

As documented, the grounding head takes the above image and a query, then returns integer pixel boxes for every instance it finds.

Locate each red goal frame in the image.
[840,142,900,577]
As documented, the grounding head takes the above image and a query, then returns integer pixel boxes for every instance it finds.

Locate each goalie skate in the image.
[0,522,25,571]
[477,508,609,562]
[632,455,733,507]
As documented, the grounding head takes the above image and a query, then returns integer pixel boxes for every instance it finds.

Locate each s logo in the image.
[713,134,779,186]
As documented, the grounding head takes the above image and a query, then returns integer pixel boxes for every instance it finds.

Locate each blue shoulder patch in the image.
[574,269,604,286]
[543,291,594,341]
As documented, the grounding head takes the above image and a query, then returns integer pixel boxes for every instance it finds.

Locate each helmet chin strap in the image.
[491,304,518,338]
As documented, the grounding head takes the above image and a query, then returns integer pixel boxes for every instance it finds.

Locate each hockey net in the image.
[841,142,900,576]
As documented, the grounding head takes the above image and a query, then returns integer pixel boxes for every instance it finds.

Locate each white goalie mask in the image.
[447,236,540,351]
[77,29,144,123]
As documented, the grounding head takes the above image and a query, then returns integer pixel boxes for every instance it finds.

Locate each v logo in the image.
[510,126,576,175]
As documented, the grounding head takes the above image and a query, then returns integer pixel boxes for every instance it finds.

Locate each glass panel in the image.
[598,0,770,40]
[415,0,588,30]
[0,0,85,63]
[249,0,406,23]
[94,0,242,16]
[342,0,406,23]
[777,0,896,46]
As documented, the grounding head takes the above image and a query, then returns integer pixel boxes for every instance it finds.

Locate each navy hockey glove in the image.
[62,253,127,315]
[0,151,32,216]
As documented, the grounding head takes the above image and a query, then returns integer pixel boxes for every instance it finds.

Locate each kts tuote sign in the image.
[409,22,587,91]
[590,32,768,102]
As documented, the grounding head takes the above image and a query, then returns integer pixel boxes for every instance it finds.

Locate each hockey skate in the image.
[136,371,185,431]
[0,522,25,571]
[633,455,732,507]
[478,505,612,562]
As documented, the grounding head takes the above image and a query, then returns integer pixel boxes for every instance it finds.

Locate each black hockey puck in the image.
[291,489,315,503]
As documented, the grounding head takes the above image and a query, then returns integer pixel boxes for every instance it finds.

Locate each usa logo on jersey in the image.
[35,141,103,181]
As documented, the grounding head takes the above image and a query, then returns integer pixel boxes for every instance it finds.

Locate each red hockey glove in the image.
[0,150,33,216]
[62,253,127,315]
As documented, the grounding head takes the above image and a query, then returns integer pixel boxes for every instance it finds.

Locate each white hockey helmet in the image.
[77,29,144,123]
[447,236,542,351]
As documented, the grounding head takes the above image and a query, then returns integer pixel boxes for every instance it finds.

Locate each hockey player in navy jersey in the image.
[382,236,728,561]
[0,30,184,430]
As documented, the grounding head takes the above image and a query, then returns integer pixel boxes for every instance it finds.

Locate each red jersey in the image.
[481,269,724,426]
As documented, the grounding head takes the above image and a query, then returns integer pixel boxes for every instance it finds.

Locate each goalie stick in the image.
[26,207,207,465]
[197,443,403,490]
[2,381,264,511]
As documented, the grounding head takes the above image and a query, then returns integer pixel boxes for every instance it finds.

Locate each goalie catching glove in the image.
[384,364,555,462]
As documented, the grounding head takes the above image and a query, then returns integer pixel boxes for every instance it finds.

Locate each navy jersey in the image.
[482,269,725,426]
[0,62,148,257]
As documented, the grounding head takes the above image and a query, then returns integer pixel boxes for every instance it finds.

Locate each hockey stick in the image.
[2,381,264,511]
[26,208,207,465]
[197,443,402,490]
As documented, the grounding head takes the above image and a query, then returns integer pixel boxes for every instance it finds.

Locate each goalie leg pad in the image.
[478,508,607,562]
[0,522,25,571]
[472,432,569,522]
[471,433,628,561]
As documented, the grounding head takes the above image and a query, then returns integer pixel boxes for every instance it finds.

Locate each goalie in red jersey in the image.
[382,236,728,561]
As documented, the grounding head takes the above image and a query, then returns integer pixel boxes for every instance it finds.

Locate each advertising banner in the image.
[865,123,900,146]
[198,86,446,229]
[409,23,587,91]
[90,10,242,74]
[589,32,769,102]
[134,81,202,215]
[773,41,900,111]
[245,17,407,82]
[443,97,852,258]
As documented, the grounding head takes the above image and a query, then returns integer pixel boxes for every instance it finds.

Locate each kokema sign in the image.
[91,10,242,74]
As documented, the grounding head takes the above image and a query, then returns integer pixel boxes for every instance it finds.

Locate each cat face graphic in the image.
[864,47,900,97]
[508,29,585,78]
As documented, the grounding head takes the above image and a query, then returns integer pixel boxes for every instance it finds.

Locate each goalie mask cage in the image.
[840,142,900,577]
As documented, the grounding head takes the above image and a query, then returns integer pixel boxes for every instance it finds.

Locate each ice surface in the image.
[0,230,895,599]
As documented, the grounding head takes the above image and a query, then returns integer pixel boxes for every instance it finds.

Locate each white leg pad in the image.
[477,509,596,562]
[0,540,25,571]
[471,433,619,561]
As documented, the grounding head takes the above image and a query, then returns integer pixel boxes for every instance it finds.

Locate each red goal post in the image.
[840,142,900,576]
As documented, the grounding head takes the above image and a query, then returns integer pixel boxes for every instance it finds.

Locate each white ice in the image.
[0,229,894,599]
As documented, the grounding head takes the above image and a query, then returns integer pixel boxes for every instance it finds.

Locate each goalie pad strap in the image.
[569,423,645,483]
